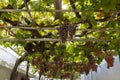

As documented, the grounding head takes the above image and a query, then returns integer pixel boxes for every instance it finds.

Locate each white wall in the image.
[84,56,120,80]
[0,46,18,66]
[0,46,38,80]
[0,65,27,80]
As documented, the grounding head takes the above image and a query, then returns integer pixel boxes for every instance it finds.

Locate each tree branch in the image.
[24,0,36,26]
[26,61,30,80]
[10,53,29,80]
[19,0,30,9]
[69,0,81,18]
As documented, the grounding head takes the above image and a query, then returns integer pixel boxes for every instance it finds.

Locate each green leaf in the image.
[101,0,116,12]
[90,16,97,27]
[66,44,74,54]
[9,0,17,9]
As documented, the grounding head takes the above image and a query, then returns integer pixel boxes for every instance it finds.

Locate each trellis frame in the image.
[0,7,120,42]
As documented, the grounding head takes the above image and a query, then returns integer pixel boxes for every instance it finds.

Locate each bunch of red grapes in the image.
[58,26,68,43]
[83,64,90,75]
[89,60,98,72]
[58,24,77,43]
[68,24,77,40]
[105,54,114,69]
[31,56,41,65]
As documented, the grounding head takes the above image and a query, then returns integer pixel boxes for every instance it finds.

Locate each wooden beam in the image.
[0,26,120,32]
[0,38,109,42]
[0,9,119,12]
